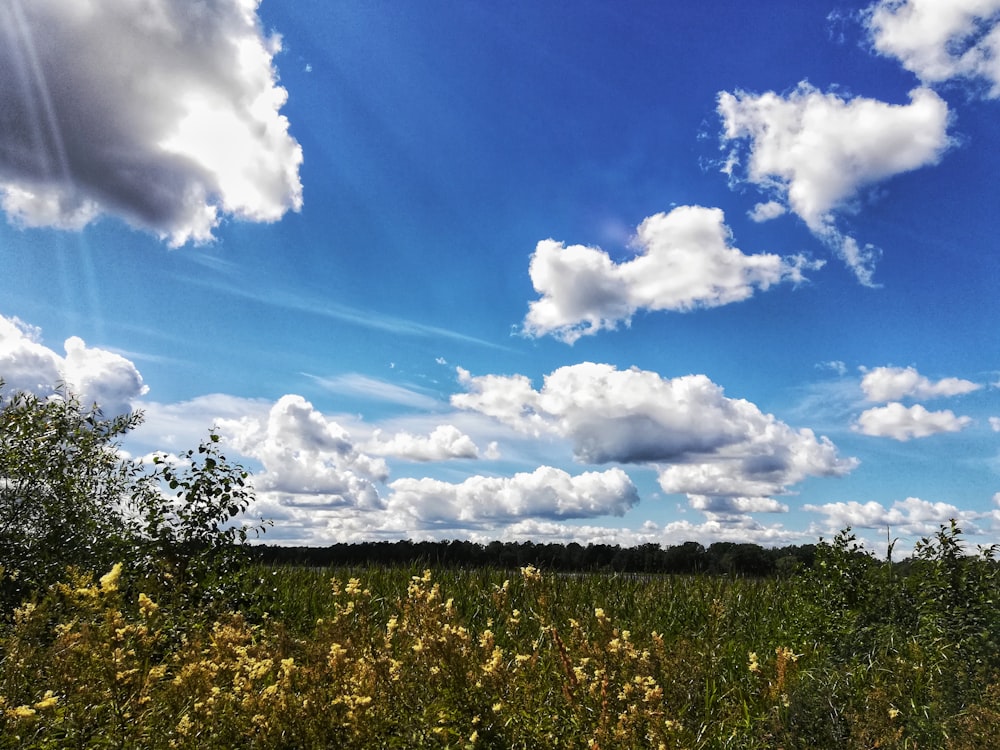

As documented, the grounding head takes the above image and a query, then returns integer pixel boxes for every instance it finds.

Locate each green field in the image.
[2,527,999,749]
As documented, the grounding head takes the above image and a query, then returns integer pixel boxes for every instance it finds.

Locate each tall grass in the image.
[1,525,998,748]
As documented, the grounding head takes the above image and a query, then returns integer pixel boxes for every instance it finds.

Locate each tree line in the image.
[252,538,822,576]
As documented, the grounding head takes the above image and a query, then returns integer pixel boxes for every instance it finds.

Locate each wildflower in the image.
[889,707,901,719]
[176,713,193,736]
[520,564,542,581]
[469,729,480,743]
[594,607,607,621]
[8,705,36,719]
[748,652,760,673]
[137,592,158,618]
[35,690,59,711]
[345,577,363,595]
[100,563,123,592]
[492,702,503,713]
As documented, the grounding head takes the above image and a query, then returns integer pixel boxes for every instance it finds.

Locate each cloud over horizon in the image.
[0,0,302,246]
[453,362,857,505]
[0,313,146,415]
[523,205,821,343]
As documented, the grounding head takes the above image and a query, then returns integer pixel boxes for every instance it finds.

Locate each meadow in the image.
[2,525,999,749]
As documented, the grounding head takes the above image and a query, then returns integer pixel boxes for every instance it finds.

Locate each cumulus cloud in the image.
[365,425,481,462]
[718,82,951,284]
[523,205,821,343]
[0,0,302,246]
[806,496,981,536]
[855,402,972,440]
[386,466,638,525]
[453,362,856,504]
[867,0,1000,96]
[860,365,981,402]
[219,394,388,510]
[0,313,146,415]
[990,416,1000,432]
[748,200,787,222]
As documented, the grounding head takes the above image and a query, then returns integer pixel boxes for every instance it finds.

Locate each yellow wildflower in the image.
[9,705,36,719]
[100,563,123,592]
[138,593,158,617]
[33,691,58,710]
[748,652,760,673]
[520,564,542,581]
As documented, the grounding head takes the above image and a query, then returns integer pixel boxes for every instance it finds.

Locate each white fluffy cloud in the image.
[220,395,388,510]
[0,314,146,415]
[453,362,856,503]
[861,365,981,402]
[855,402,972,440]
[806,496,982,536]
[0,0,302,246]
[718,83,951,284]
[365,425,482,462]
[387,466,638,525]
[523,205,821,343]
[867,0,1000,96]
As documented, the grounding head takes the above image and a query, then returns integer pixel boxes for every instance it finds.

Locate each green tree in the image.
[0,382,141,605]
[0,380,264,611]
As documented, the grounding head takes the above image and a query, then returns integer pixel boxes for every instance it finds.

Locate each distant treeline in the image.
[251,539,822,576]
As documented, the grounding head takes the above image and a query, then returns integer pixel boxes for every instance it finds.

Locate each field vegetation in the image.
[1,383,999,748]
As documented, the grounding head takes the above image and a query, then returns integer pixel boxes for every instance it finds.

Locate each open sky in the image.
[2,0,999,553]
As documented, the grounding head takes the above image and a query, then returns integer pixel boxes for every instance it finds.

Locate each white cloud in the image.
[748,200,787,222]
[861,365,981,402]
[855,402,972,440]
[687,495,789,514]
[386,466,638,525]
[522,205,821,343]
[867,0,1000,97]
[453,362,856,502]
[990,417,1000,432]
[0,0,302,246]
[219,394,388,510]
[365,424,481,462]
[806,496,981,536]
[0,314,146,415]
[718,82,951,284]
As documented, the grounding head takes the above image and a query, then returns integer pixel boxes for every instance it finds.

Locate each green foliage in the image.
[0,383,142,607]
[128,434,267,608]
[3,561,999,749]
[0,381,263,614]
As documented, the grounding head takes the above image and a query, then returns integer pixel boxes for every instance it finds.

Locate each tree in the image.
[0,383,141,605]
[0,381,264,610]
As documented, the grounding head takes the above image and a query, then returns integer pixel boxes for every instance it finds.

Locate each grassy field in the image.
[1,527,999,749]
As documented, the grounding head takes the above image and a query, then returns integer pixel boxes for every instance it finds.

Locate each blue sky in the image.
[2,0,999,552]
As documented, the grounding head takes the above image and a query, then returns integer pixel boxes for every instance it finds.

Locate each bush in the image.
[0,381,264,613]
